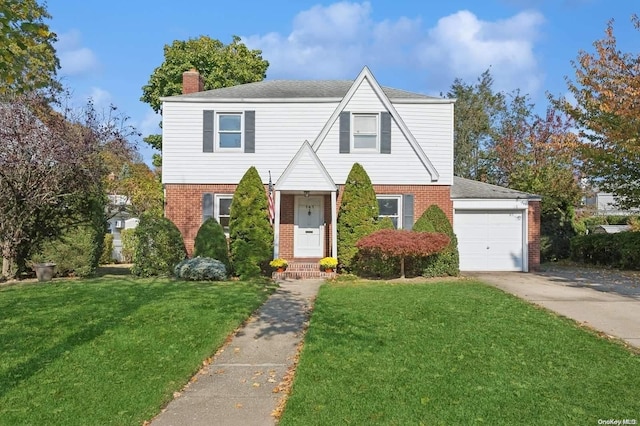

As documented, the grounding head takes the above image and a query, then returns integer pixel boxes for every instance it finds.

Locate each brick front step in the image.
[273,262,336,280]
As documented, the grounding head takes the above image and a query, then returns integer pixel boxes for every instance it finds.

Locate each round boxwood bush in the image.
[131,215,187,277]
[174,257,227,281]
[194,217,230,270]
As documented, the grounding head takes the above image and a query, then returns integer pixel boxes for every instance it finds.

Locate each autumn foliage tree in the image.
[555,15,640,209]
[356,230,450,279]
[0,94,135,277]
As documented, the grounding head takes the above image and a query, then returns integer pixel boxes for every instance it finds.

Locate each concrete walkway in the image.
[472,271,640,349]
[151,279,324,426]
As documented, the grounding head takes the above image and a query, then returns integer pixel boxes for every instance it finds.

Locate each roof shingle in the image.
[163,79,438,101]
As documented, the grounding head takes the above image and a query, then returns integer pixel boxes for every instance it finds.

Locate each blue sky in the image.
[47,0,639,164]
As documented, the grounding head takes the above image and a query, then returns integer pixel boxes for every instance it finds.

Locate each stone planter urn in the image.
[34,263,56,282]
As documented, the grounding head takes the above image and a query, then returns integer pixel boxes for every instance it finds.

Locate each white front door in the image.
[294,196,323,257]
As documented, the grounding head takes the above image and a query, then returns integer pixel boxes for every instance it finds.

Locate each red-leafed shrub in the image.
[356,230,450,278]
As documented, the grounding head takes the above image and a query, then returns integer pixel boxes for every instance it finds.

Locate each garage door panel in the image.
[454,210,524,271]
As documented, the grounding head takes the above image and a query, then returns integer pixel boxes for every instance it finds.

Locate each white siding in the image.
[162,80,454,186]
[277,148,335,191]
[162,101,337,184]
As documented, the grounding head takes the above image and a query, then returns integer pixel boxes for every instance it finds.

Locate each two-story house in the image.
[161,67,540,272]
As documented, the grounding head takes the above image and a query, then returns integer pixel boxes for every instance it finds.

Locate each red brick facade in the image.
[164,183,453,259]
[527,200,541,271]
[164,183,540,271]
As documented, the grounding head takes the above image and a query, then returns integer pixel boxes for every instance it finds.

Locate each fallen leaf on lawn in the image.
[234,347,240,353]
[268,378,276,383]
[252,382,260,387]
[272,387,280,393]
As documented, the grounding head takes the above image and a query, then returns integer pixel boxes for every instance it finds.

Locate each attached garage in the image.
[451,177,541,272]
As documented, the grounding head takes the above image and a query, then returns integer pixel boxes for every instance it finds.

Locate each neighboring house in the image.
[161,67,541,272]
[106,195,139,262]
[592,225,631,234]
[583,191,639,216]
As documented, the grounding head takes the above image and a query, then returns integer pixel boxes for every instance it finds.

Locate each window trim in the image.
[215,194,233,235]
[216,112,244,152]
[351,113,379,152]
[377,195,402,229]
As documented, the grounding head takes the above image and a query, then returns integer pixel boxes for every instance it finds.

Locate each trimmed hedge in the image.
[120,228,137,263]
[194,217,230,270]
[33,224,104,278]
[570,232,640,270]
[412,204,459,277]
[174,257,227,281]
[228,166,273,279]
[131,215,187,277]
[100,233,114,264]
[337,163,379,270]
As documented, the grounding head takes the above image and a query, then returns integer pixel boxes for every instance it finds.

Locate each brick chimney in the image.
[182,68,204,94]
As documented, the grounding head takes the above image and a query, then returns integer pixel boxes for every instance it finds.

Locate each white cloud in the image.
[137,110,162,136]
[243,1,421,79]
[242,2,544,94]
[87,87,111,107]
[417,10,545,94]
[56,30,100,76]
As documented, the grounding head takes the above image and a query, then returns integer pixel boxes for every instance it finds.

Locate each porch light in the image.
[304,191,310,198]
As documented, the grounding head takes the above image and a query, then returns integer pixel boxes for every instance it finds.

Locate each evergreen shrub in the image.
[174,257,227,281]
[131,215,186,277]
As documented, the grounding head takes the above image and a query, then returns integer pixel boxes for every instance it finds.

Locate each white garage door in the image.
[454,210,524,271]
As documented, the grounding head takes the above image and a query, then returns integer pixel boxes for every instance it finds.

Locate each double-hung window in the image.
[215,195,233,234]
[217,113,243,150]
[377,195,402,229]
[352,113,378,151]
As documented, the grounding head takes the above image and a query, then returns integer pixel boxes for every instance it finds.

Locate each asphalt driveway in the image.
[470,265,640,349]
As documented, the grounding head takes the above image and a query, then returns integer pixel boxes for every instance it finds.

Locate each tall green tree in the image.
[555,15,640,209]
[0,0,59,93]
[446,69,504,179]
[337,163,379,270]
[228,166,273,279]
[140,35,269,164]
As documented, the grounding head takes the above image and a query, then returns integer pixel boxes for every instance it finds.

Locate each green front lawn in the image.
[281,280,640,425]
[0,276,271,425]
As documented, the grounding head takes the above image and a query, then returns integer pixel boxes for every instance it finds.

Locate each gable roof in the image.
[451,177,541,200]
[162,80,440,102]
[276,140,336,191]
[310,66,441,182]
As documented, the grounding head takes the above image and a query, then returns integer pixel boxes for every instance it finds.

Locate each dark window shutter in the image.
[203,110,214,152]
[380,111,391,154]
[244,110,255,153]
[202,193,214,222]
[339,111,350,153]
[403,194,414,230]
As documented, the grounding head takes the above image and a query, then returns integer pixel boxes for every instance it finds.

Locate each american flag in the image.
[268,171,275,225]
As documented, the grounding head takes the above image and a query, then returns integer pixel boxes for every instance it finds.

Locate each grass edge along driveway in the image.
[0,276,272,425]
[280,279,640,425]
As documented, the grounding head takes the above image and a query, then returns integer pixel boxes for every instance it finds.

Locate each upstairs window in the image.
[352,113,378,151]
[218,113,242,150]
